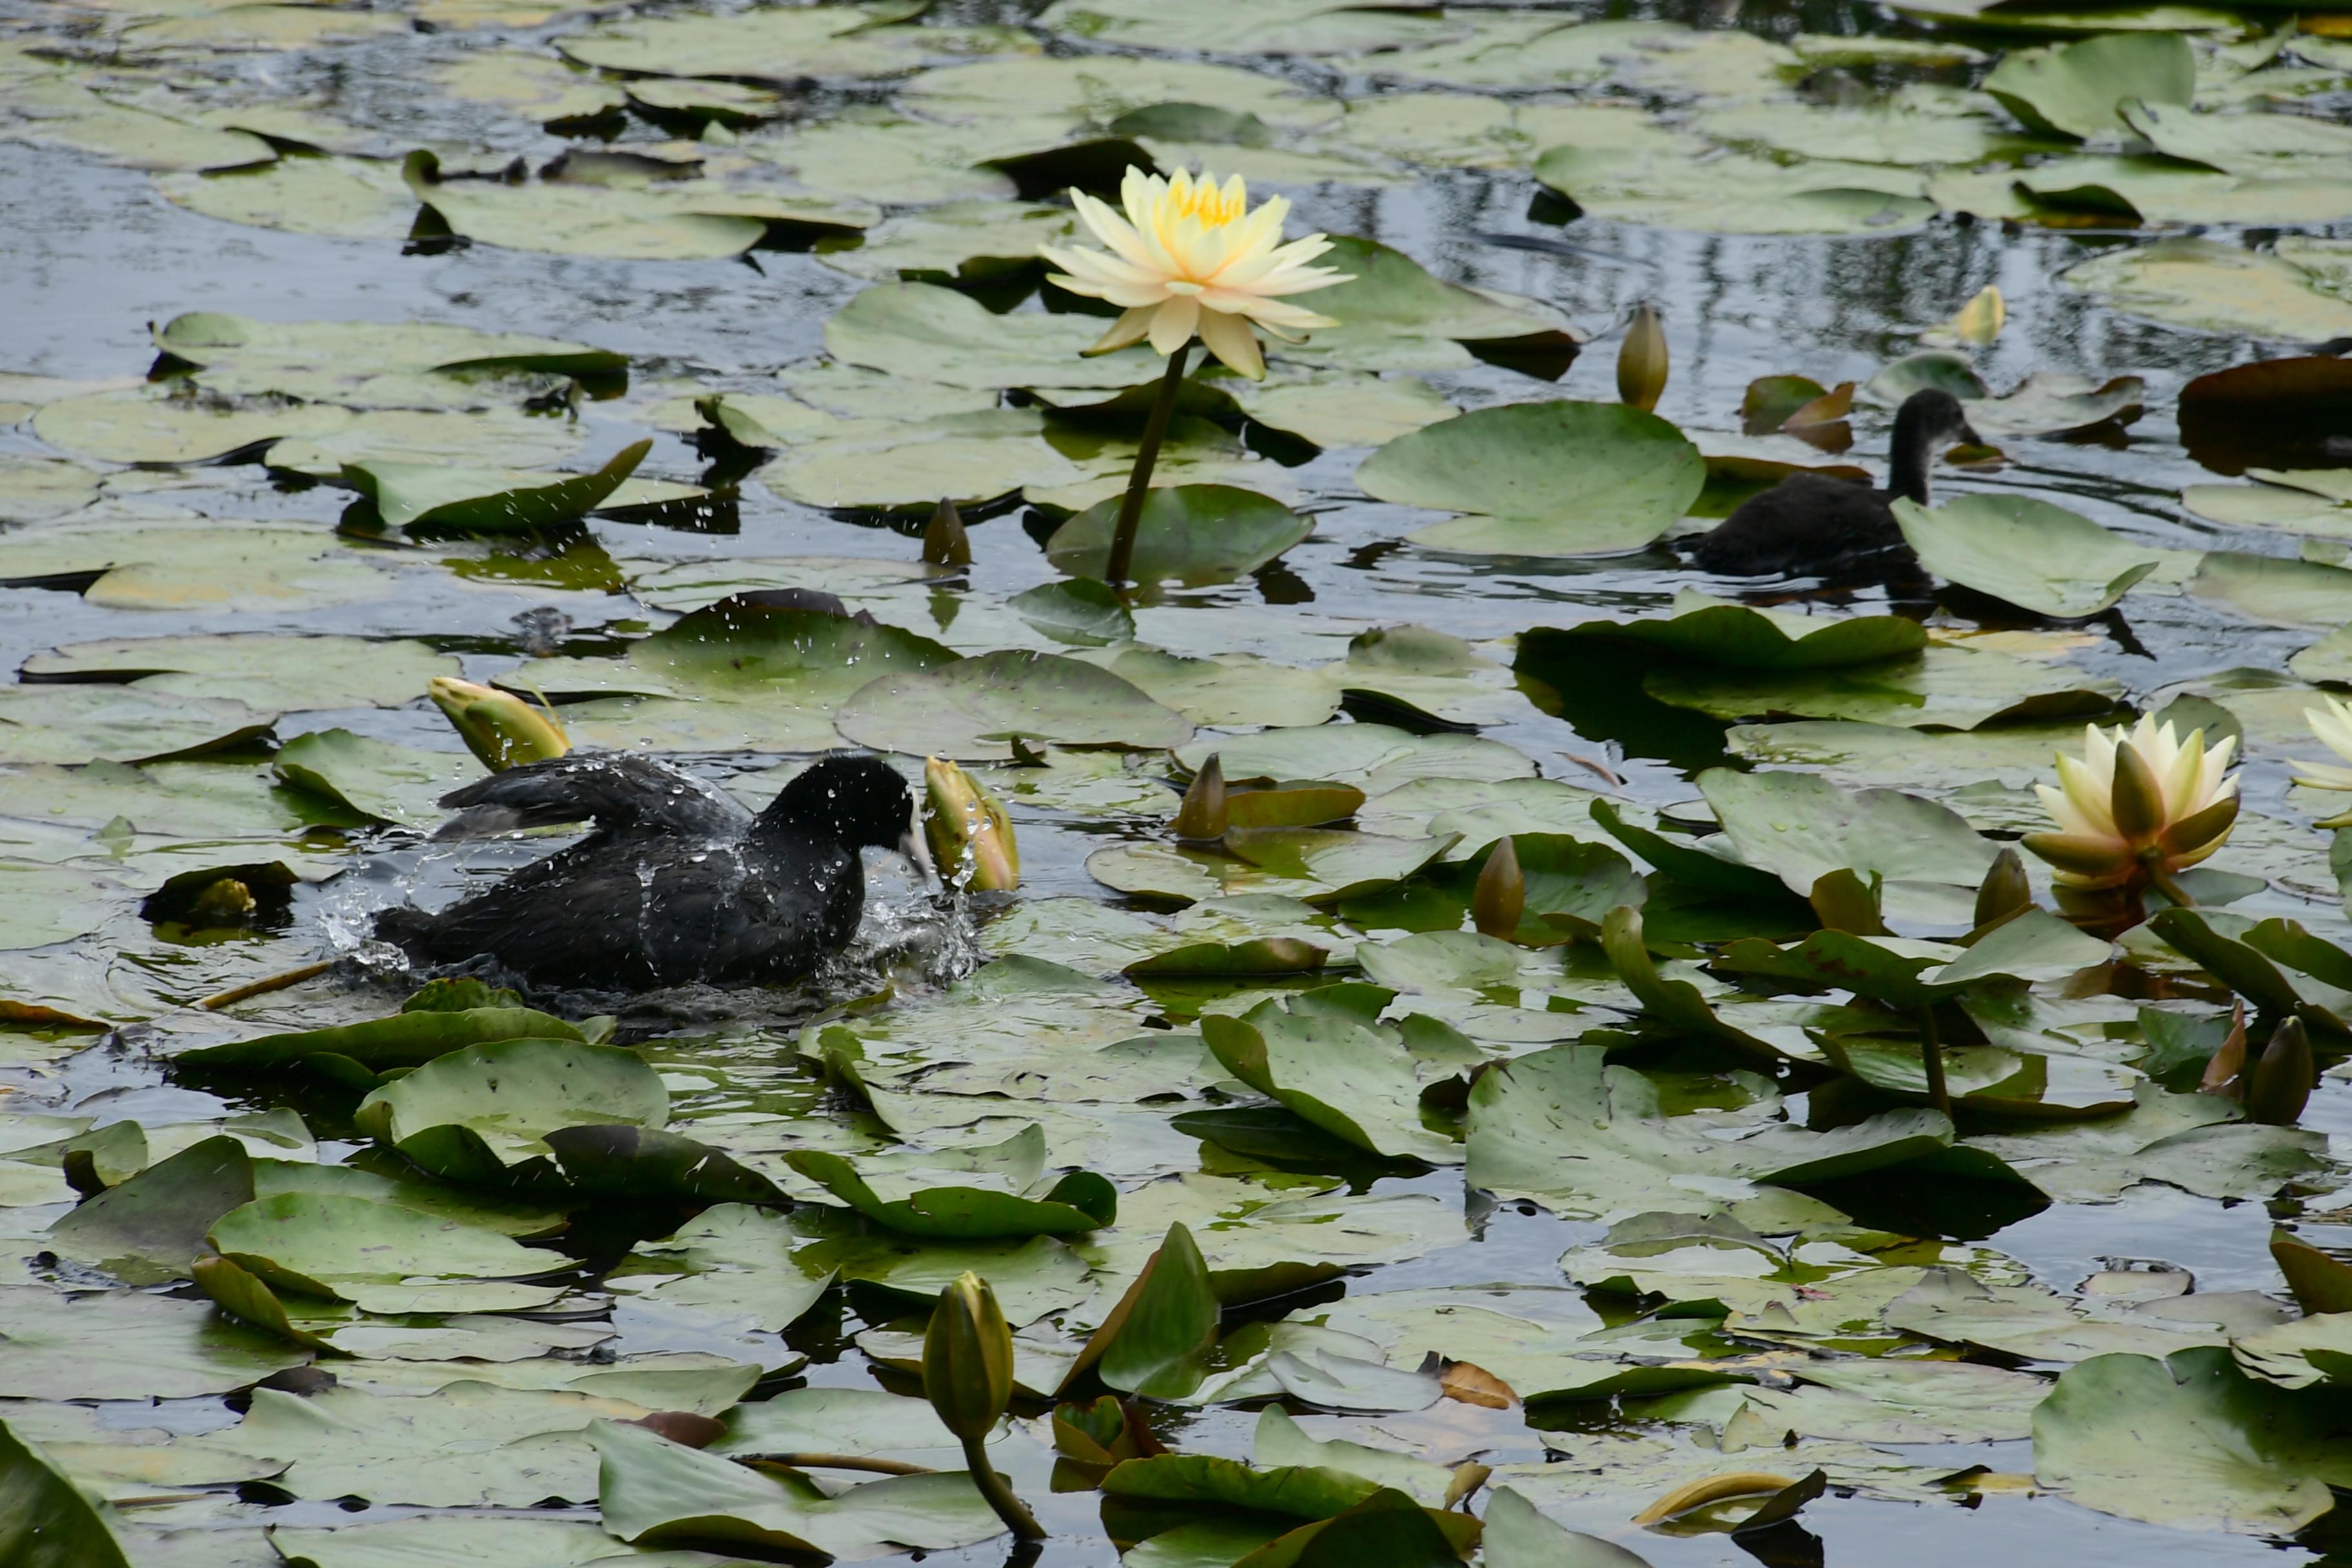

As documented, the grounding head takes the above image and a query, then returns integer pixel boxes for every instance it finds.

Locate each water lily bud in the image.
[1173,755,1227,840]
[427,676,570,772]
[923,1271,1014,1444]
[2248,1017,2314,1127]
[1947,285,2005,346]
[923,497,972,567]
[924,757,1018,892]
[1473,836,1525,938]
[1618,302,1668,413]
[1974,847,2032,928]
[188,877,257,926]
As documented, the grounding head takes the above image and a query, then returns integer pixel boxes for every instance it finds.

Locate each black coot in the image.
[375,751,924,990]
[1689,389,1983,577]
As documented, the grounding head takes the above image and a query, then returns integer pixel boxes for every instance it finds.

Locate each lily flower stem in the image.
[2147,864,2197,910]
[1104,342,1191,591]
[961,1433,1046,1542]
[1917,1004,1951,1117]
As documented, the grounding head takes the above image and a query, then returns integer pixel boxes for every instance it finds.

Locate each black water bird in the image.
[1689,389,1982,577]
[375,751,926,990]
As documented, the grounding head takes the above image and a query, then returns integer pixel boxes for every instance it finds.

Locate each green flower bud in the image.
[2248,1017,2314,1127]
[1617,302,1668,414]
[924,497,972,568]
[923,1271,1014,1444]
[1173,754,1227,841]
[1473,835,1524,939]
[427,677,570,772]
[1974,847,2032,928]
[924,757,1019,891]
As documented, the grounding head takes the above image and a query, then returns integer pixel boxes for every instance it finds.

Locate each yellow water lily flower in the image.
[2296,695,2352,792]
[1038,166,1351,380]
[2023,714,2239,892]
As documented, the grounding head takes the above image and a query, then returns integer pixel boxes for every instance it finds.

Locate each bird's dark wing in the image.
[1688,475,1901,577]
[380,837,862,989]
[434,754,752,841]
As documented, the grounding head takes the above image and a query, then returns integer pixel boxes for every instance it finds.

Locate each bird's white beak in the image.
[898,816,936,886]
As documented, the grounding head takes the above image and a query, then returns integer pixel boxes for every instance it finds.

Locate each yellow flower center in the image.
[1164,174,1244,228]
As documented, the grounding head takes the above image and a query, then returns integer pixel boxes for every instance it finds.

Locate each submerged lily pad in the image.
[1357,400,1705,556]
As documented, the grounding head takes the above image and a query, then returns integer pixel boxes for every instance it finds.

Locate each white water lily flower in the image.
[2024,714,2239,890]
[2296,695,2352,792]
[1037,167,1351,380]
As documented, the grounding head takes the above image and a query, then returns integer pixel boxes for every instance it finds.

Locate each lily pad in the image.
[1046,485,1313,586]
[1549,591,1927,670]
[0,1284,308,1398]
[2061,239,2352,339]
[344,440,650,533]
[1358,400,1705,556]
[1894,495,2174,618]
[354,1038,669,1184]
[1200,986,1465,1164]
[207,1191,565,1313]
[273,729,482,825]
[22,634,458,710]
[591,1418,1002,1556]
[1984,32,2194,138]
[2034,1346,2352,1533]
[836,649,1192,760]
[0,1418,132,1568]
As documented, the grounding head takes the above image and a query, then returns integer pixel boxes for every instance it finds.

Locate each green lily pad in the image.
[2061,239,2352,338]
[591,1419,1002,1556]
[516,598,955,752]
[179,1001,589,1073]
[207,1191,565,1313]
[1008,578,1135,645]
[22,633,458,710]
[1467,1043,2020,1219]
[1894,495,2176,618]
[1088,829,1455,907]
[783,1144,1115,1239]
[826,280,1164,391]
[34,385,349,465]
[403,151,873,261]
[0,516,404,612]
[1046,485,1313,586]
[1180,724,1534,794]
[0,79,273,172]
[0,686,272,765]
[1549,591,1928,670]
[156,153,421,240]
[1282,237,1576,373]
[1357,401,1705,557]
[344,440,650,533]
[150,311,626,406]
[0,1284,308,1398]
[0,1418,132,1568]
[272,729,482,826]
[818,199,1077,284]
[48,1135,257,1286]
[558,5,1004,83]
[836,649,1191,760]
[1200,985,1464,1164]
[1644,640,2121,733]
[355,1038,669,1184]
[1700,768,1995,922]
[2034,1346,2352,1533]
[1984,32,2194,139]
